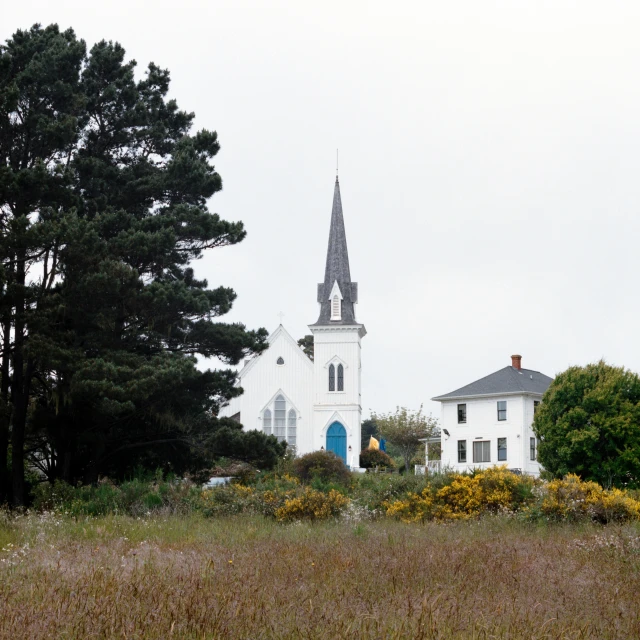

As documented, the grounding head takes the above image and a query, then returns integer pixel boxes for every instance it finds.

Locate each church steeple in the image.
[314,177,359,325]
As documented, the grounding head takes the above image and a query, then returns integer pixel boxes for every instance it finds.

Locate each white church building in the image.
[220,178,365,467]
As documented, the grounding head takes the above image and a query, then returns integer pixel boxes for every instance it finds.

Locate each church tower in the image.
[310,177,366,467]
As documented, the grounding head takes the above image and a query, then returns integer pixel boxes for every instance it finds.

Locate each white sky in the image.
[5,1,640,417]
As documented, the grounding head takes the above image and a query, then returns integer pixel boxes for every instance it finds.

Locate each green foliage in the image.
[533,360,640,488]
[359,448,395,470]
[371,406,439,474]
[31,478,201,516]
[0,24,271,501]
[292,450,351,486]
[297,335,314,360]
[351,472,431,512]
[23,468,640,526]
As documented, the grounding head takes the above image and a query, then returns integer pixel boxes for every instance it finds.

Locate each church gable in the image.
[240,325,313,384]
[230,325,313,434]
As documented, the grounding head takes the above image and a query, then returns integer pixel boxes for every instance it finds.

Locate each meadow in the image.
[1,512,639,639]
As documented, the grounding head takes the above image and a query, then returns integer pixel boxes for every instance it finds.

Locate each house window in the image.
[288,409,297,447]
[274,395,286,441]
[497,401,507,421]
[530,437,537,461]
[337,364,344,391]
[331,295,341,320]
[457,404,467,424]
[263,409,272,435]
[329,364,335,391]
[534,400,540,414]
[277,357,284,365]
[498,437,507,461]
[473,440,491,463]
[457,440,467,463]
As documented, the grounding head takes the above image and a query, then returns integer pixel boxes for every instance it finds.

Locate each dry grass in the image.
[1,513,639,639]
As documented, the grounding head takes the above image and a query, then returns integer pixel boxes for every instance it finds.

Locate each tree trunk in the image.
[0,255,14,504]
[403,453,412,475]
[0,313,11,504]
[11,251,28,507]
[62,450,73,484]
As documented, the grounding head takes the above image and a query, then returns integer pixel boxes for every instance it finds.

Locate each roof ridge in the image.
[431,363,553,400]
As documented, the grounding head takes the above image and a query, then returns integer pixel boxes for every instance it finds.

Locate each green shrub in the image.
[32,480,78,512]
[359,449,395,470]
[30,478,200,516]
[293,451,351,486]
[351,472,430,512]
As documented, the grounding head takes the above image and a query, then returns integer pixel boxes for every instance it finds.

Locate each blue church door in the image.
[326,422,347,463]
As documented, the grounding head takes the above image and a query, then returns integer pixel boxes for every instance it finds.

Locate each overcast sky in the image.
[5,1,640,417]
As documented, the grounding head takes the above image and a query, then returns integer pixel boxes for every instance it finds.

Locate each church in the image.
[220,177,366,468]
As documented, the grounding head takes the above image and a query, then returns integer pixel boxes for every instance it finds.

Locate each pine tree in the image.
[0,25,86,503]
[1,25,276,503]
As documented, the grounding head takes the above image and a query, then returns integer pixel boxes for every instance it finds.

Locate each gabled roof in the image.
[312,178,359,326]
[239,324,313,379]
[432,366,553,401]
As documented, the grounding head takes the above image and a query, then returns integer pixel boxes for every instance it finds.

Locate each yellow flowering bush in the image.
[234,485,255,496]
[384,489,434,523]
[257,488,298,518]
[435,475,483,519]
[280,473,300,485]
[594,488,640,523]
[275,488,349,522]
[539,474,640,522]
[385,467,539,522]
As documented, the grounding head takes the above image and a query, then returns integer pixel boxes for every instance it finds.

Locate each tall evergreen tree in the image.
[0,25,86,503]
[0,25,275,503]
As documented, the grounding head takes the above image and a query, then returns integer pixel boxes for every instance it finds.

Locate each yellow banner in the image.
[369,436,380,450]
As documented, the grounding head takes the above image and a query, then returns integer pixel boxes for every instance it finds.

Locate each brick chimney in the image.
[511,354,522,370]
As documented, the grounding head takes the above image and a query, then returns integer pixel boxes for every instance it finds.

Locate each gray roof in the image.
[432,366,553,401]
[312,178,359,325]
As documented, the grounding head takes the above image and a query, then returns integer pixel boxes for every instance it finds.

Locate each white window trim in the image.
[326,356,348,393]
[259,391,299,446]
[497,437,508,462]
[472,440,491,463]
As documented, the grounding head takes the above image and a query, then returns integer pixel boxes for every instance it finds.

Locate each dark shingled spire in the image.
[313,177,359,325]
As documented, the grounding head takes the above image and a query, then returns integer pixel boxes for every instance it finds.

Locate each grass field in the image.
[1,513,639,639]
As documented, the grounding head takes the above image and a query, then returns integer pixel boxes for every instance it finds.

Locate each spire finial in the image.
[336,148,339,181]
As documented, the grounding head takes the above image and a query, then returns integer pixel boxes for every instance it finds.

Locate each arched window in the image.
[288,409,297,446]
[263,409,272,435]
[329,364,335,391]
[262,395,299,446]
[331,295,341,320]
[274,395,286,441]
[337,364,344,391]
[277,357,284,365]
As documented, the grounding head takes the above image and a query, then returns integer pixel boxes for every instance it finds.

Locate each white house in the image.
[219,177,366,468]
[431,355,553,476]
